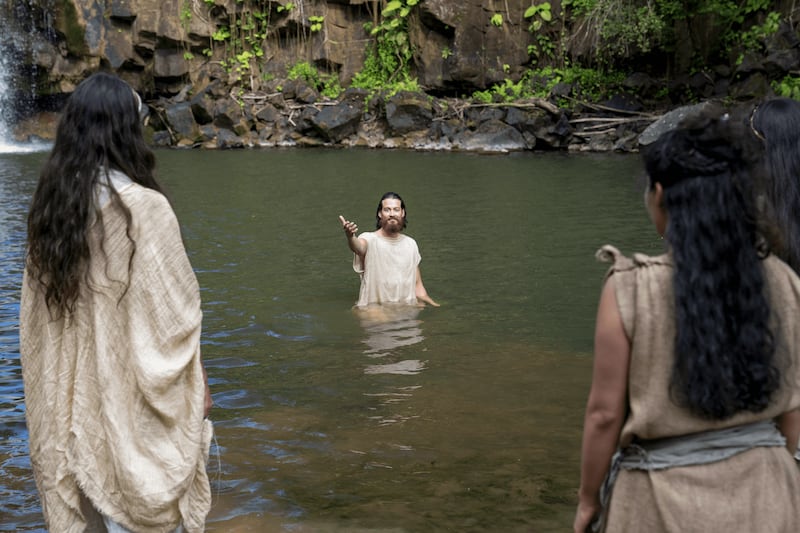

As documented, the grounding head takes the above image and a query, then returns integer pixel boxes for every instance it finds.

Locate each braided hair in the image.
[643,110,778,420]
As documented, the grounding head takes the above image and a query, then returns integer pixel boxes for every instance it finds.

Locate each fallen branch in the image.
[469,98,560,115]
[560,95,661,118]
[573,128,617,137]
[570,116,654,125]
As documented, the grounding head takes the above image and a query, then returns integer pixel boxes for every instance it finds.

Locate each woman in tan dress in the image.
[21,72,213,532]
[574,110,800,532]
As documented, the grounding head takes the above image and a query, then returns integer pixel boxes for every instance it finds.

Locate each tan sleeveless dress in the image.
[597,245,800,533]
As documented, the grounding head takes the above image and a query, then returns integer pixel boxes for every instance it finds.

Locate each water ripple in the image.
[0,153,37,528]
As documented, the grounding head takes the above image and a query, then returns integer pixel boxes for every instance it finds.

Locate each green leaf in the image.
[524,5,537,18]
[540,10,552,21]
[400,6,410,17]
[407,0,419,5]
[382,0,402,15]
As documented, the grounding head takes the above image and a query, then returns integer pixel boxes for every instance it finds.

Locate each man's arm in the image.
[415,266,440,307]
[339,215,367,257]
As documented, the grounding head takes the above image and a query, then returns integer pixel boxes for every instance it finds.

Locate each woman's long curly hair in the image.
[643,111,779,420]
[26,71,164,314]
[749,97,800,274]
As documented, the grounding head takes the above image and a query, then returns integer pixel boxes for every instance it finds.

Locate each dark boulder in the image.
[385,92,433,135]
[164,102,199,141]
[311,97,364,143]
[453,119,527,152]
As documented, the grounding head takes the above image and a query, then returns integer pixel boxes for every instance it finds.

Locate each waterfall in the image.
[0,0,51,153]
[0,46,19,152]
[0,6,16,151]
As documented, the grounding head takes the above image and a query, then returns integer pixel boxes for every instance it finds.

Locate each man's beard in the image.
[381,217,403,233]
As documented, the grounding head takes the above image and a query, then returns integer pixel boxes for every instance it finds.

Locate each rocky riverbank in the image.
[142,82,637,153]
[13,83,656,153]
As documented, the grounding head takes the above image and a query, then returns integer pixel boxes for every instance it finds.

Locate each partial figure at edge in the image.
[747,96,800,462]
[574,109,800,533]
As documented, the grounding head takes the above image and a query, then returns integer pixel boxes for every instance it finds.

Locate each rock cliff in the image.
[20,0,540,96]
[5,1,800,151]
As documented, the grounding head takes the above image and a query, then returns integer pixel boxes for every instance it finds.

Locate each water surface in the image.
[0,148,662,531]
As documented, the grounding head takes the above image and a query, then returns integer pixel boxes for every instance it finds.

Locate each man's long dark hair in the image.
[644,112,779,420]
[26,71,164,314]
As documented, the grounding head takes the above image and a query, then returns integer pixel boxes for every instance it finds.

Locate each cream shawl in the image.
[20,176,212,532]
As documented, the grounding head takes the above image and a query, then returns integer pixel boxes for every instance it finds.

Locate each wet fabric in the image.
[352,231,421,307]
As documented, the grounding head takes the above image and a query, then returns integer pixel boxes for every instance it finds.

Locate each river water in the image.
[0,147,663,531]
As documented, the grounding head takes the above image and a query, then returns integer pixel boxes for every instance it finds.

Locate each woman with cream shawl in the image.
[20,72,213,532]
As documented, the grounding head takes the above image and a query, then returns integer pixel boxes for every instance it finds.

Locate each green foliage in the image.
[470,66,625,105]
[740,11,781,53]
[523,2,556,66]
[236,50,254,71]
[287,61,343,100]
[772,75,800,100]
[351,0,419,94]
[563,0,597,16]
[288,61,321,87]
[596,1,667,59]
[552,66,626,100]
[490,13,504,27]
[528,34,556,63]
[277,2,294,13]
[180,4,192,23]
[201,1,276,79]
[212,27,231,42]
[309,15,324,33]
[524,2,552,32]
[472,89,493,104]
[697,0,770,25]
[321,76,343,99]
[442,46,452,59]
[179,1,196,63]
[564,0,781,68]
[471,71,542,103]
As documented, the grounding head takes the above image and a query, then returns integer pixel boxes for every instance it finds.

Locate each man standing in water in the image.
[339,192,439,308]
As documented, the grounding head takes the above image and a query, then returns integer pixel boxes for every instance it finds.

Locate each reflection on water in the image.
[357,305,426,376]
[357,305,427,431]
[0,148,663,532]
[0,153,44,531]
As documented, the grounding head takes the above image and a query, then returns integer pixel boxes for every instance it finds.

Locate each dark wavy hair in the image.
[643,110,779,420]
[375,191,408,229]
[749,97,800,273]
[26,71,163,314]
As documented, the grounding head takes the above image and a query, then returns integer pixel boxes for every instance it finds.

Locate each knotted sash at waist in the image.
[591,420,786,532]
